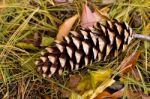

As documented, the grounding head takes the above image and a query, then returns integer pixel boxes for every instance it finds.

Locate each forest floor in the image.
[0,0,150,99]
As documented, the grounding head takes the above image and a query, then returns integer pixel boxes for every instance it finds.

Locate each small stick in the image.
[133,33,150,41]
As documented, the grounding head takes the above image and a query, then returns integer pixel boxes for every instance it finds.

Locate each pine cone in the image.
[35,19,133,78]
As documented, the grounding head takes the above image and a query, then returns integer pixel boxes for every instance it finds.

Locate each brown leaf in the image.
[60,89,70,98]
[141,94,150,99]
[80,4,97,28]
[69,74,81,89]
[94,91,113,99]
[118,51,141,76]
[93,5,110,22]
[33,32,41,47]
[111,88,124,98]
[56,14,78,41]
[44,95,50,99]
[60,74,81,98]
[131,68,141,81]
[127,90,142,99]
[129,91,150,99]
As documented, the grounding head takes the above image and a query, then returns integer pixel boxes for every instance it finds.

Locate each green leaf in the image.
[40,36,54,46]
[16,42,39,50]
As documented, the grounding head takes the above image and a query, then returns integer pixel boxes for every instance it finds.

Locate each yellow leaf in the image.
[69,92,82,99]
[90,78,115,99]
[89,69,112,89]
[56,14,78,41]
[77,75,91,92]
[77,69,112,93]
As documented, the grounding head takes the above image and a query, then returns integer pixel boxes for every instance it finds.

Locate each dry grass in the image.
[0,0,149,98]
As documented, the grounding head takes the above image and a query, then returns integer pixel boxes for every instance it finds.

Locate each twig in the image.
[133,33,150,41]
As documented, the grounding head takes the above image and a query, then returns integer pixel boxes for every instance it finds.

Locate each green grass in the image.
[0,0,150,98]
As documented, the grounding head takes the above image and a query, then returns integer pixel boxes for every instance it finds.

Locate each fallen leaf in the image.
[95,81,124,99]
[40,36,54,47]
[110,88,124,98]
[33,32,41,47]
[127,90,142,99]
[89,69,112,89]
[77,75,91,92]
[60,75,81,98]
[94,91,111,99]
[130,12,142,28]
[127,90,150,99]
[16,42,39,50]
[44,95,50,99]
[80,4,97,28]
[141,94,150,99]
[131,68,141,81]
[69,92,82,99]
[68,75,81,89]
[93,5,110,22]
[60,89,70,98]
[90,78,116,99]
[56,14,78,41]
[145,22,150,30]
[77,69,112,92]
[118,51,141,76]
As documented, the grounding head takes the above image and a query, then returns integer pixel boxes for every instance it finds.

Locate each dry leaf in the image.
[77,69,112,92]
[141,94,150,99]
[61,75,81,98]
[56,14,78,41]
[89,69,112,89]
[131,68,141,81]
[77,75,91,92]
[93,6,110,22]
[90,78,115,99]
[127,90,143,99]
[127,90,150,99]
[145,23,150,30]
[33,32,41,47]
[68,75,81,89]
[80,4,97,28]
[110,88,124,98]
[44,95,50,99]
[69,92,82,99]
[117,51,141,81]
[60,89,70,98]
[94,91,112,99]
[118,51,140,75]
